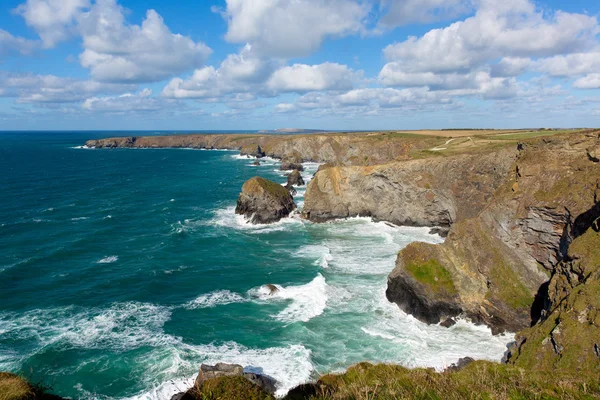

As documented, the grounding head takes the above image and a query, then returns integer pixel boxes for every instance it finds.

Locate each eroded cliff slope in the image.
[303,131,600,334]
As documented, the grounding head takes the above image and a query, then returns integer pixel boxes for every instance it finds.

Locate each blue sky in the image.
[1,0,600,130]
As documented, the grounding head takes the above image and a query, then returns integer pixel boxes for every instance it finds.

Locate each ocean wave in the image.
[249,274,328,323]
[121,342,313,399]
[0,302,174,357]
[183,290,247,309]
[208,206,303,234]
[98,256,118,264]
[355,289,513,370]
[71,217,90,221]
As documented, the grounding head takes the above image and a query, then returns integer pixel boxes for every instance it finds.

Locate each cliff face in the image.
[85,133,439,166]
[507,220,600,374]
[235,177,296,224]
[300,131,600,334]
[387,133,600,334]
[302,148,515,228]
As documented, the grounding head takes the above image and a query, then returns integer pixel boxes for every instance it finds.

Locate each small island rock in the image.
[241,144,266,158]
[286,170,305,187]
[280,161,304,171]
[235,177,296,224]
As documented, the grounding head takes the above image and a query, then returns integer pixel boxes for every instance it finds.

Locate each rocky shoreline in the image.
[17,129,599,399]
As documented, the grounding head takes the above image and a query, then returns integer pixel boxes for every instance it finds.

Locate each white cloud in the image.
[490,57,532,77]
[0,72,133,103]
[267,63,361,93]
[378,0,472,27]
[275,103,295,113]
[535,52,600,77]
[82,88,177,112]
[217,0,370,57]
[77,0,211,83]
[15,0,90,47]
[383,0,599,74]
[161,45,275,100]
[573,74,600,90]
[0,29,39,58]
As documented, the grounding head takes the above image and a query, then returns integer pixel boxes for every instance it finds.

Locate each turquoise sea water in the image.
[0,132,512,399]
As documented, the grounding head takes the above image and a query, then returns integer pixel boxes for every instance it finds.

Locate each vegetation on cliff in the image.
[0,373,63,400]
[235,177,296,224]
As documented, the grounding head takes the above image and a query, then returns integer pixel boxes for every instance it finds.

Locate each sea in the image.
[0,131,513,399]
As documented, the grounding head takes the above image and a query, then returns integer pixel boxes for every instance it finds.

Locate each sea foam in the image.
[183,290,246,309]
[250,274,329,323]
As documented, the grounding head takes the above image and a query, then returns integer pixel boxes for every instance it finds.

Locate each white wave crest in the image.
[98,256,118,264]
[183,290,246,309]
[209,206,303,234]
[250,274,328,323]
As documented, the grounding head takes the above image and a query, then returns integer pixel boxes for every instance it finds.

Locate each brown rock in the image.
[235,177,296,224]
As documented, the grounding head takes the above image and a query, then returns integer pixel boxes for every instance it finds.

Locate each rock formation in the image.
[302,148,514,227]
[235,177,296,224]
[85,131,440,166]
[281,161,304,171]
[386,133,600,333]
[286,170,305,187]
[241,144,266,158]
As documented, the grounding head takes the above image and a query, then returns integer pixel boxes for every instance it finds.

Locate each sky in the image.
[1,0,600,131]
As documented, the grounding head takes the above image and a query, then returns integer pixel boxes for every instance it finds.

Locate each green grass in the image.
[187,376,274,400]
[485,129,581,141]
[301,361,600,400]
[0,373,63,400]
[405,258,457,295]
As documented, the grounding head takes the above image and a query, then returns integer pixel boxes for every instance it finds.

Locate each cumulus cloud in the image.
[267,63,361,93]
[382,0,599,74]
[490,57,532,77]
[82,88,177,112]
[0,29,39,58]
[535,52,600,77]
[0,71,134,103]
[378,0,472,27]
[275,103,295,113]
[77,0,211,83]
[15,0,90,47]
[162,45,275,100]
[573,74,600,90]
[216,0,370,57]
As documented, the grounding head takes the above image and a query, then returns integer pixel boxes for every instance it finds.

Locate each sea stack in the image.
[240,144,266,158]
[235,177,296,224]
[286,170,305,187]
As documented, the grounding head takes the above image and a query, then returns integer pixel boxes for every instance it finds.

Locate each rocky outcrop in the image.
[236,177,296,224]
[281,161,304,171]
[85,132,441,166]
[303,148,515,227]
[386,132,600,334]
[241,144,266,158]
[286,170,305,187]
[507,216,600,374]
[195,363,277,395]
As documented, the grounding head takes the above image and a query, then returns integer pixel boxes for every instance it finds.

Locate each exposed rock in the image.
[194,363,277,395]
[439,317,457,328]
[446,357,475,372]
[235,177,296,224]
[386,134,600,334]
[303,148,516,227]
[286,170,305,187]
[253,161,261,166]
[506,212,600,373]
[281,161,304,171]
[265,284,279,295]
[241,144,266,158]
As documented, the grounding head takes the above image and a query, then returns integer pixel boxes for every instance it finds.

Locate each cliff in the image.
[84,132,441,166]
[303,131,600,334]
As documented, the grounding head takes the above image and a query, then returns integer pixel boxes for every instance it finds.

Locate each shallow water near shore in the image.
[0,131,513,399]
